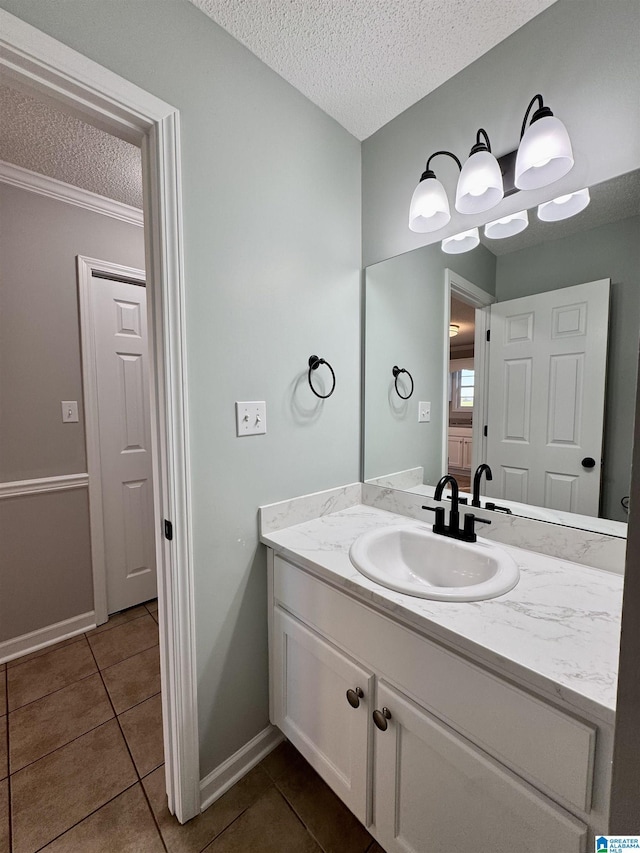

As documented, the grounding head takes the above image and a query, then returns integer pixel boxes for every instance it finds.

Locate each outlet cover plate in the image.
[61,401,79,423]
[418,401,431,423]
[236,401,267,436]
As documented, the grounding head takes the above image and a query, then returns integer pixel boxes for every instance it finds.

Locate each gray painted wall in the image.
[364,244,495,482]
[0,182,145,642]
[0,183,145,481]
[0,0,362,777]
[0,490,93,642]
[362,0,640,266]
[495,216,640,523]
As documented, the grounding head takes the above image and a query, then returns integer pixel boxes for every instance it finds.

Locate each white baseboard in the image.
[200,725,284,812]
[0,611,96,664]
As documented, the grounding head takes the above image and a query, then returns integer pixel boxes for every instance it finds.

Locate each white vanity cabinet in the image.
[269,552,601,852]
[447,426,473,473]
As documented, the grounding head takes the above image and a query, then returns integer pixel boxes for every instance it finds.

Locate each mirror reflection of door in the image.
[484,279,610,516]
[448,296,476,491]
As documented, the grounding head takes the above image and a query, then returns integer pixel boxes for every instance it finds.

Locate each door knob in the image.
[373,707,392,731]
[346,687,364,708]
[581,457,596,469]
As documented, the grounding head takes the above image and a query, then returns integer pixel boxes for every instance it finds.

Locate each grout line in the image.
[273,785,327,851]
[8,704,115,777]
[85,607,151,640]
[113,687,161,718]
[99,641,159,676]
[29,779,141,853]
[5,633,88,672]
[7,668,97,715]
[4,666,12,853]
[88,629,169,852]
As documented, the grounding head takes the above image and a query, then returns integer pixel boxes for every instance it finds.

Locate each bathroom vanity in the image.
[260,487,622,852]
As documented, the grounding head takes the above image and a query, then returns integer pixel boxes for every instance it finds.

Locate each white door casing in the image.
[485,279,610,516]
[0,10,199,822]
[84,266,158,614]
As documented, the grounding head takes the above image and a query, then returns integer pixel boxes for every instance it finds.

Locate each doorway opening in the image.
[0,9,198,822]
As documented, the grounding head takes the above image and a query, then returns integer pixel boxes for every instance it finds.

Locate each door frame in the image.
[77,256,149,625]
[0,10,199,822]
[443,270,495,478]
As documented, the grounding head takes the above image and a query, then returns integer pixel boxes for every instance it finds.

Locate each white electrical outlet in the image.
[418,401,431,423]
[61,401,79,423]
[236,401,267,436]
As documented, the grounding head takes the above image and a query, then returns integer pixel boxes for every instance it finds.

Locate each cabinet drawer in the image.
[273,555,596,814]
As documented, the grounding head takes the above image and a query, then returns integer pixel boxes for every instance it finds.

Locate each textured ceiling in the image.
[0,85,143,208]
[189,0,557,140]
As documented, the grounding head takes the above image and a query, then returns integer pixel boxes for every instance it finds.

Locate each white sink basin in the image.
[349,524,519,602]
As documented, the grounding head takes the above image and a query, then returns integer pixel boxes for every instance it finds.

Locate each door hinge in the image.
[486,329,491,342]
[164,519,173,541]
[483,425,488,437]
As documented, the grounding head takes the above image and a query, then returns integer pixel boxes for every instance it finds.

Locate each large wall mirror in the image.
[363,169,640,536]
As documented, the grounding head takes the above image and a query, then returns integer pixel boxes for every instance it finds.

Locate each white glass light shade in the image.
[484,209,529,239]
[455,150,504,214]
[515,115,574,190]
[408,177,451,232]
[441,228,480,255]
[449,324,460,338]
[537,188,590,222]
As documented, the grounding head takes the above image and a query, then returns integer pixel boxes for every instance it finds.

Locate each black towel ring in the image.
[308,355,336,399]
[393,366,414,399]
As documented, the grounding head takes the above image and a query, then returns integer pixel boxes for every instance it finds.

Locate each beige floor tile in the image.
[6,635,86,670]
[7,640,96,711]
[11,719,137,853]
[0,779,8,853]
[85,605,149,638]
[9,673,113,773]
[0,670,6,713]
[145,599,158,614]
[40,784,164,853]
[0,717,6,781]
[144,763,272,853]
[203,788,320,853]
[276,748,373,853]
[88,614,158,670]
[102,644,160,714]
[119,693,164,777]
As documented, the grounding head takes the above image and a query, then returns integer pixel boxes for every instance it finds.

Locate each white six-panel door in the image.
[91,273,157,613]
[485,279,610,516]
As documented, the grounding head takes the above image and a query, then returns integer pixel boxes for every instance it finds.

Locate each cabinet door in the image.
[448,437,463,468]
[272,607,373,823]
[463,437,473,470]
[373,681,587,853]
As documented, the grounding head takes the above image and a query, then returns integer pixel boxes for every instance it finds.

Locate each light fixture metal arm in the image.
[424,150,462,175]
[473,128,492,153]
[520,94,552,139]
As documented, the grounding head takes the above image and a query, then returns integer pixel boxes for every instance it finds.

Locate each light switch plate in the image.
[418,401,431,423]
[236,401,267,436]
[61,401,79,423]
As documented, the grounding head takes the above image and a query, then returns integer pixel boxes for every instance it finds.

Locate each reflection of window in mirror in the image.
[452,368,474,412]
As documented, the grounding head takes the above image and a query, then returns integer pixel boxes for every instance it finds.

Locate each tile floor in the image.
[1,601,382,853]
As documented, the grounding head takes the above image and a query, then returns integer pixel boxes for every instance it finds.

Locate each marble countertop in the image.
[261,503,623,725]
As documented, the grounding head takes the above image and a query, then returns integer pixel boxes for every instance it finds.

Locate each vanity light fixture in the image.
[408,150,462,233]
[455,129,504,215]
[484,209,529,239]
[449,324,460,338]
[441,228,480,254]
[537,188,590,221]
[515,94,574,190]
[409,94,574,233]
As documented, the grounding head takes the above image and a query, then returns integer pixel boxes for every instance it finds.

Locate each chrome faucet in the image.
[472,464,493,507]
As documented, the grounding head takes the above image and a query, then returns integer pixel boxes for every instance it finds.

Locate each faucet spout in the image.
[434,475,460,535]
[472,464,493,508]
